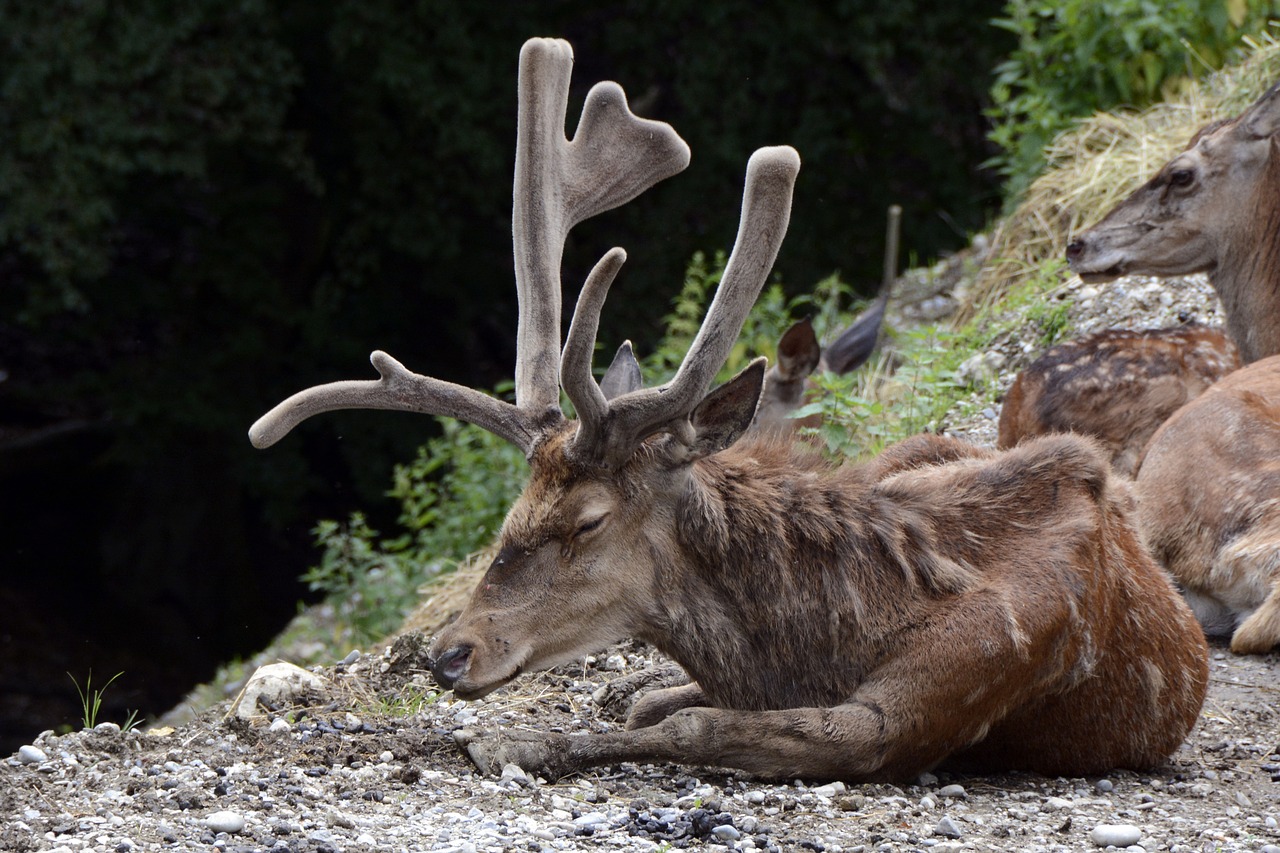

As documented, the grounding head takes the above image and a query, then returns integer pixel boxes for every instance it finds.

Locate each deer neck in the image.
[635,439,928,711]
[1214,156,1280,363]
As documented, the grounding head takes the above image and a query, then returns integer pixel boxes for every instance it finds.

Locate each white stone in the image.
[17,745,47,764]
[203,810,246,834]
[228,663,328,721]
[1090,824,1141,847]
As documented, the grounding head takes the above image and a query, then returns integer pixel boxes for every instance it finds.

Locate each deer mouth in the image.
[1076,265,1126,284]
[451,664,524,701]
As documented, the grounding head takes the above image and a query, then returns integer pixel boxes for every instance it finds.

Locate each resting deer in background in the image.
[755,205,900,436]
[1138,355,1280,654]
[997,325,1239,477]
[1001,80,1280,475]
[1067,80,1280,363]
[251,38,1208,782]
[1037,79,1280,653]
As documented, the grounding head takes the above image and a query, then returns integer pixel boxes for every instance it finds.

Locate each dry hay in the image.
[959,30,1280,322]
[385,542,498,644]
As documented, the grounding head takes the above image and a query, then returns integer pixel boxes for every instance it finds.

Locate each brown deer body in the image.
[1137,355,1280,654]
[251,38,1208,782]
[1067,81,1280,365]
[998,325,1240,477]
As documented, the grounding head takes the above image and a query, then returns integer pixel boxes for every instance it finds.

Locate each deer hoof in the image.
[453,727,567,780]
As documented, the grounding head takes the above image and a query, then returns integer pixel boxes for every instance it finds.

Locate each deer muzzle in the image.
[429,645,473,690]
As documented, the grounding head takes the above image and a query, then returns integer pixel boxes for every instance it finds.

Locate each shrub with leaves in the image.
[987,0,1274,202]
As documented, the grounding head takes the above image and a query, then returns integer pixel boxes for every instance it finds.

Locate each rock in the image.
[17,745,47,764]
[228,662,328,721]
[712,824,741,842]
[1089,824,1141,847]
[500,763,533,787]
[203,811,246,834]
[937,784,966,799]
[935,815,963,838]
[1095,779,1114,793]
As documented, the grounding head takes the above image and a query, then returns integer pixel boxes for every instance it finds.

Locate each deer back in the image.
[998,325,1240,477]
[1137,354,1280,653]
[1067,80,1280,363]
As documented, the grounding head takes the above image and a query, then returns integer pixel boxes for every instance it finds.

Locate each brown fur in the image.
[1138,354,1280,654]
[998,325,1240,476]
[435,427,1208,782]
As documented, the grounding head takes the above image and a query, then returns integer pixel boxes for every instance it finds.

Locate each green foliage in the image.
[305,416,527,646]
[987,0,1277,201]
[797,330,964,461]
[68,671,137,731]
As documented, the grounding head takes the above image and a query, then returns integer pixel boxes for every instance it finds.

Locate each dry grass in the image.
[960,30,1280,322]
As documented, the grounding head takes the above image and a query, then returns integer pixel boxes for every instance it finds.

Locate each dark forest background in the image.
[0,0,1010,747]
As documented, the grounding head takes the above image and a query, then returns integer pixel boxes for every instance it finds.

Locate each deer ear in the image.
[775,318,822,381]
[685,358,766,460]
[1242,80,1280,139]
[599,341,643,400]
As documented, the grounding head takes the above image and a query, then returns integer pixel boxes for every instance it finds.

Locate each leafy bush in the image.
[987,0,1275,202]
[304,417,527,646]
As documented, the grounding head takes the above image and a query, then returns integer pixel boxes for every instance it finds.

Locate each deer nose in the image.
[430,645,473,689]
[1065,238,1085,263]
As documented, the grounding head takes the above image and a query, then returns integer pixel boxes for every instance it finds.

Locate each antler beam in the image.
[249,37,689,456]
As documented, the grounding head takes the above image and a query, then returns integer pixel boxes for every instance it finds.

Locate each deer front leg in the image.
[1231,582,1280,654]
[626,682,708,730]
[455,700,900,782]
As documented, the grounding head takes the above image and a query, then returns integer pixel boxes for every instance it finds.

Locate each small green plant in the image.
[987,0,1274,202]
[68,670,137,730]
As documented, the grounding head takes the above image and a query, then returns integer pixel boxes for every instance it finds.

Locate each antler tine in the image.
[561,247,627,437]
[249,351,539,452]
[512,38,690,417]
[571,145,801,467]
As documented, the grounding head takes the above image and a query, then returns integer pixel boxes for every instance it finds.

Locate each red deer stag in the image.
[997,325,1240,477]
[1067,80,1280,364]
[1137,354,1280,654]
[251,38,1208,782]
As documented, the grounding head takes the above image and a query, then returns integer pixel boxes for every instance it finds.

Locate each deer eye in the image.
[574,514,608,539]
[1168,168,1195,187]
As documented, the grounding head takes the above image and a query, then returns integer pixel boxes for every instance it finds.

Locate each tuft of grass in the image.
[68,670,138,731]
[962,27,1280,320]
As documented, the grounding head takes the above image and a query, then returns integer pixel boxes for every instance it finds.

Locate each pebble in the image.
[935,816,963,838]
[18,745,47,764]
[203,811,246,834]
[1089,824,1142,847]
[1095,779,1114,793]
[937,784,966,799]
[712,824,742,841]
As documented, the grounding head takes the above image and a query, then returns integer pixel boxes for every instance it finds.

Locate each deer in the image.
[1067,80,1280,365]
[1135,354,1280,654]
[997,324,1240,478]
[754,206,900,436]
[1001,80,1280,476]
[250,37,1208,782]
[1037,79,1280,653]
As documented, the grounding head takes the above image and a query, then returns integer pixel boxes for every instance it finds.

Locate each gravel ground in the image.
[4,268,1279,853]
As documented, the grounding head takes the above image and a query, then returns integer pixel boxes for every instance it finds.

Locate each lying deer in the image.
[251,38,1208,782]
[1056,80,1280,652]
[1137,354,1280,653]
[997,325,1240,477]
[752,292,891,435]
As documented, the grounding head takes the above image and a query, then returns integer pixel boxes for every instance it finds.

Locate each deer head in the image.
[1066,80,1280,362]
[249,38,800,700]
